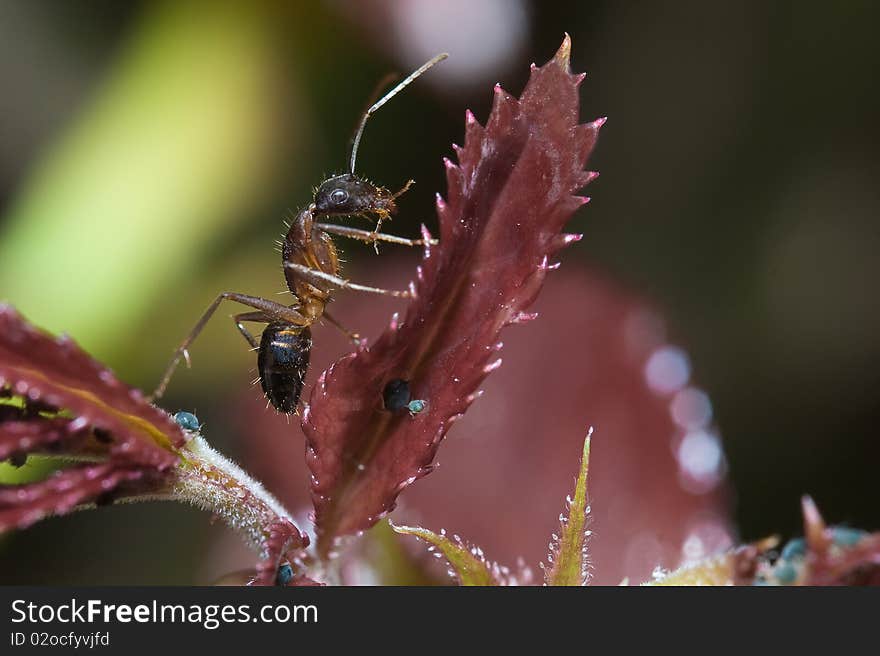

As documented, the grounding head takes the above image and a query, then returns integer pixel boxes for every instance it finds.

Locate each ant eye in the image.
[330,189,348,205]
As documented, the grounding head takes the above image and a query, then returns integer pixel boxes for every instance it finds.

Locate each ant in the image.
[150,54,448,414]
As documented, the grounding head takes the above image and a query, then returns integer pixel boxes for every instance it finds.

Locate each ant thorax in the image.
[281,172,403,321]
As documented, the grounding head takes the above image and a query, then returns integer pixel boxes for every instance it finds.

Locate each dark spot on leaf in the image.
[275,562,293,586]
[93,428,113,444]
[382,379,411,411]
[94,491,117,507]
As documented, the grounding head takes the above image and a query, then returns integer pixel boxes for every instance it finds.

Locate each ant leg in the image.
[392,179,415,200]
[371,209,394,254]
[373,177,410,250]
[285,262,410,298]
[150,293,307,402]
[232,311,271,349]
[322,310,364,346]
[316,223,437,247]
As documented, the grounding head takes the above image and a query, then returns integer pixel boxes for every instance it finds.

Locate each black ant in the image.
[150,54,448,414]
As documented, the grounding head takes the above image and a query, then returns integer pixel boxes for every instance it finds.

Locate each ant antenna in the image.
[349,52,448,174]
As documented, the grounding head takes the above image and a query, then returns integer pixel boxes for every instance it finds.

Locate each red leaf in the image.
[0,304,187,531]
[0,463,151,532]
[252,519,311,586]
[0,304,186,469]
[0,306,311,583]
[303,36,604,552]
[0,415,88,462]
[799,497,880,586]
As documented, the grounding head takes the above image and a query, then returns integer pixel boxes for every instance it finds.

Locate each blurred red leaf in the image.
[800,497,880,586]
[0,464,151,532]
[303,36,603,552]
[0,304,186,470]
[651,499,880,585]
[0,305,310,583]
[0,304,186,532]
[806,534,880,585]
[0,415,88,461]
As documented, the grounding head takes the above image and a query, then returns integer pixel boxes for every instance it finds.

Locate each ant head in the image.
[319,53,446,220]
[313,173,396,217]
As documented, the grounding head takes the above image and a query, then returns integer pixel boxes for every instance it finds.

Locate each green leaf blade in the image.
[391,524,500,586]
[545,430,592,586]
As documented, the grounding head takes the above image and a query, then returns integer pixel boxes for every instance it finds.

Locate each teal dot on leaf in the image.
[407,399,426,415]
[774,561,798,585]
[173,411,200,432]
[780,537,806,561]
[831,526,865,547]
[276,563,293,586]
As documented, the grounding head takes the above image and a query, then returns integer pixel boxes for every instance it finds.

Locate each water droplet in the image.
[644,346,690,395]
[677,430,724,491]
[670,387,713,430]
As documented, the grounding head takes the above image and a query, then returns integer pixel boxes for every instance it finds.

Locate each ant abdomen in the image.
[258,323,312,414]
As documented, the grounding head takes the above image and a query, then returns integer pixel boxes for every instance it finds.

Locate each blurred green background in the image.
[1,1,878,583]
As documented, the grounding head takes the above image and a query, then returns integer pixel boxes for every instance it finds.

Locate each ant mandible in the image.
[150,53,448,414]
